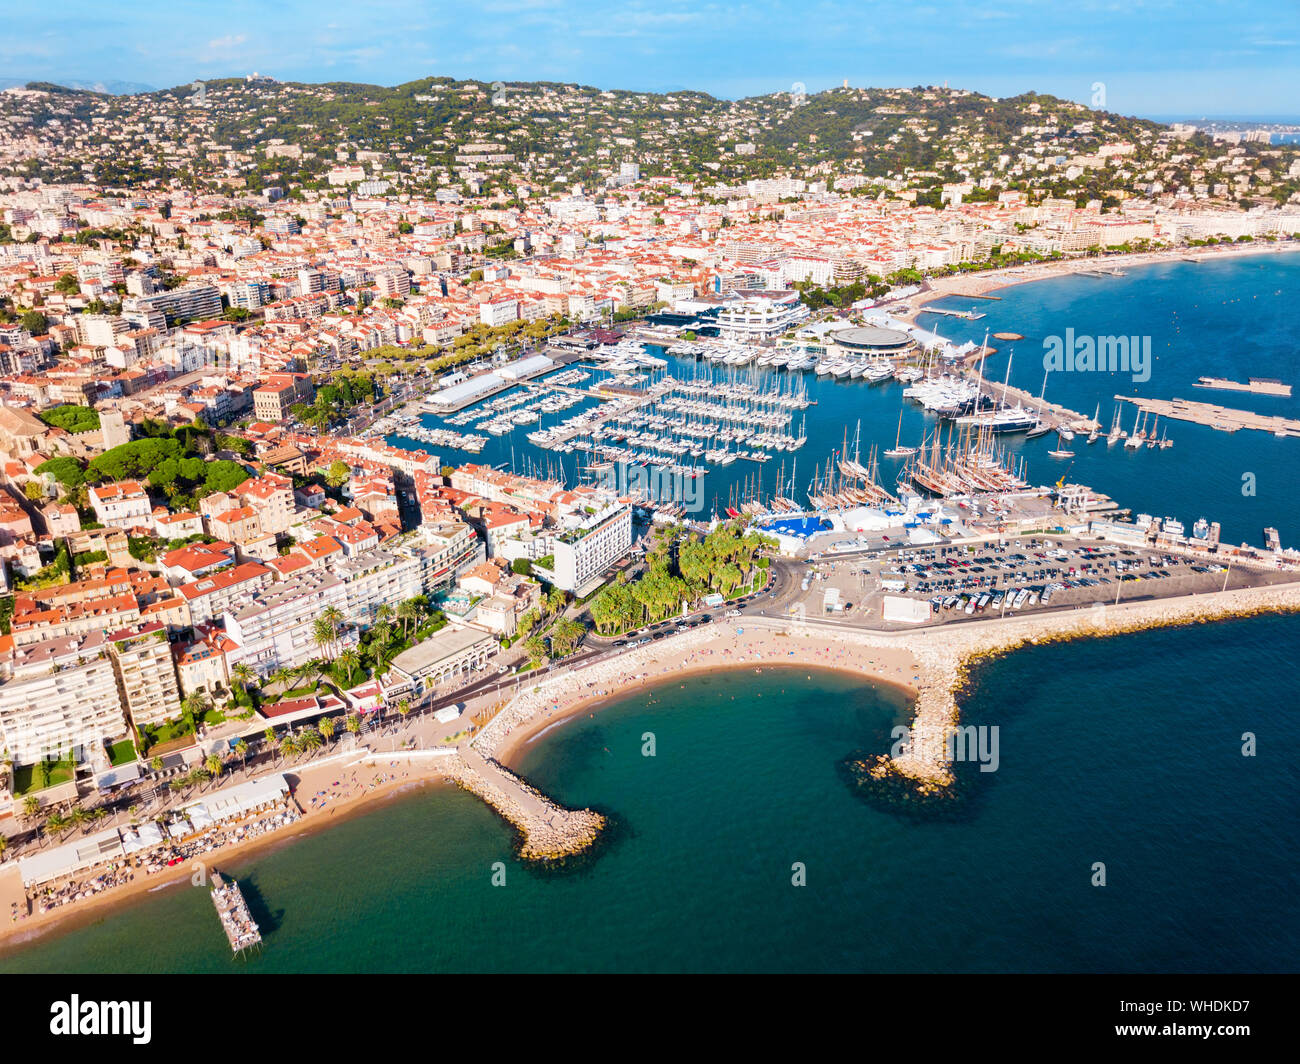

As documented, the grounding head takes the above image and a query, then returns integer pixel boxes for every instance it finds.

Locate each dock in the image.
[1115,395,1300,437]
[210,872,263,956]
[920,307,987,320]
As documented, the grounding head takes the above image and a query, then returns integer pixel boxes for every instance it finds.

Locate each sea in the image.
[3,251,1297,973]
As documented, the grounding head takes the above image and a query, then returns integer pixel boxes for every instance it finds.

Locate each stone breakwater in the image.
[441,752,606,861]
[476,579,1300,799]
[854,578,1300,790]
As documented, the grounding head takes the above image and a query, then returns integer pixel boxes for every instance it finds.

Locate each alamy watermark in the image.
[594,461,705,513]
[891,723,1000,772]
[1042,329,1151,383]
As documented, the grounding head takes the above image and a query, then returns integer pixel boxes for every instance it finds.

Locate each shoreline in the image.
[495,655,919,772]
[0,758,457,951]
[900,241,1300,322]
[6,578,1300,952]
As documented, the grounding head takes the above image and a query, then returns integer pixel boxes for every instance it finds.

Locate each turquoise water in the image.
[7,256,1297,973]
[4,616,1297,973]
[393,250,1300,546]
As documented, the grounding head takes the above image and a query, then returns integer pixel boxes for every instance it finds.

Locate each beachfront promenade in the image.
[6,574,1300,942]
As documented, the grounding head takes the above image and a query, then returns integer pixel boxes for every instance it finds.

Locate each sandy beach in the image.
[899,241,1300,323]
[0,755,456,950]
[6,571,1300,950]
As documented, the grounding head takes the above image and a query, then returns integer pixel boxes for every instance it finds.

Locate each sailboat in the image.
[1106,406,1126,444]
[883,411,918,458]
[1048,431,1075,458]
[1145,415,1160,448]
[1124,409,1145,449]
[1087,403,1100,443]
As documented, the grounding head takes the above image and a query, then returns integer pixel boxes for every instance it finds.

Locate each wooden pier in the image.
[1115,395,1300,437]
[211,872,262,956]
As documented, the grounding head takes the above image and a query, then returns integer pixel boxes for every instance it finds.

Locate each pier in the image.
[920,307,987,320]
[210,872,262,956]
[1115,395,1300,437]
[443,750,605,860]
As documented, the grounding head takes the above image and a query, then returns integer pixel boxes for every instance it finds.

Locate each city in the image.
[0,0,1295,1030]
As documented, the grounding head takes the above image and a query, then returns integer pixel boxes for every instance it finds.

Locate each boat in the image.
[1025,421,1052,439]
[1124,409,1145,448]
[883,411,918,458]
[1106,407,1125,444]
[1048,432,1075,458]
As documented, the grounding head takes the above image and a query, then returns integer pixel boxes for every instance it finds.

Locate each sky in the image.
[3,0,1299,118]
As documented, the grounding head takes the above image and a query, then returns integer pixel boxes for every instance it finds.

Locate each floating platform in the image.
[1115,395,1300,436]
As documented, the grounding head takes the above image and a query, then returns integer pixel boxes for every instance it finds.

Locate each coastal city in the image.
[0,0,1295,1008]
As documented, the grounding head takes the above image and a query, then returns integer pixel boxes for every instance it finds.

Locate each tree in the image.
[524,634,548,666]
[298,726,322,753]
[337,647,361,686]
[397,697,411,721]
[22,795,40,821]
[319,717,336,745]
[549,618,585,659]
[19,310,48,335]
[325,460,351,489]
[204,753,223,782]
[54,273,79,296]
[234,739,249,769]
[313,615,338,659]
[345,713,362,738]
[23,480,44,502]
[231,663,256,696]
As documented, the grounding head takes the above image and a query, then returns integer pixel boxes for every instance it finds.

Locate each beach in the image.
[6,572,1300,948]
[0,756,455,949]
[898,240,1300,322]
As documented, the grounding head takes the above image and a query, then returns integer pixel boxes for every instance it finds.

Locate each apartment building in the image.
[178,561,273,626]
[550,503,633,593]
[333,549,423,626]
[222,569,351,677]
[89,480,152,526]
[107,622,184,731]
[252,373,314,422]
[0,631,129,765]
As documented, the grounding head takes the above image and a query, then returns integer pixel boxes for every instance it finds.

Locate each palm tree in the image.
[204,754,223,784]
[21,796,39,822]
[45,811,68,841]
[298,727,323,754]
[321,605,344,640]
[397,697,411,723]
[319,717,336,745]
[279,734,299,761]
[234,739,249,769]
[395,599,419,639]
[345,713,362,738]
[312,616,338,660]
[337,648,361,686]
[150,755,164,774]
[231,663,256,697]
[524,634,548,667]
[181,690,211,733]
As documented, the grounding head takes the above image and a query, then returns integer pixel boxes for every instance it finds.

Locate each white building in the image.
[550,503,633,593]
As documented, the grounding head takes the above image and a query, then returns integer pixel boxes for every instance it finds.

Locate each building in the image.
[136,283,223,325]
[549,503,633,593]
[107,622,183,731]
[89,481,152,526]
[253,373,314,422]
[0,631,128,765]
[222,569,351,677]
[384,626,497,696]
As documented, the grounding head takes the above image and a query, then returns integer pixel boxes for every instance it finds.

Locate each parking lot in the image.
[789,537,1271,626]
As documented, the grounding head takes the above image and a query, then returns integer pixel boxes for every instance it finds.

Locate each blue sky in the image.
[4,0,1298,117]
